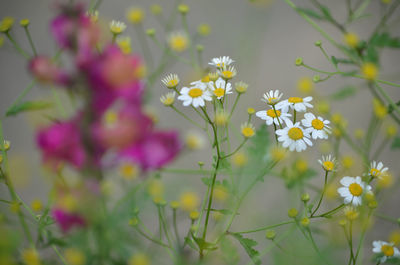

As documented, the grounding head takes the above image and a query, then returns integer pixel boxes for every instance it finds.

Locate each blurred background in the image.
[1,0,400,264]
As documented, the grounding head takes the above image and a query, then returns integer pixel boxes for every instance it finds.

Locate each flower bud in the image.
[178,4,189,14]
[301,217,310,228]
[146,28,156,37]
[314,40,322,46]
[301,193,310,203]
[313,75,320,82]
[295,57,303,66]
[288,208,298,218]
[265,229,276,240]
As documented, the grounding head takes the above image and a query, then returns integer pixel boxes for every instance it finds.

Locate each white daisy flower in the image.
[160,92,176,106]
[177,81,212,108]
[262,90,283,106]
[218,65,237,80]
[318,154,336,172]
[301,113,331,139]
[109,20,127,34]
[208,77,232,99]
[372,241,400,263]
[162,74,180,89]
[337,176,372,206]
[275,120,312,152]
[276,96,313,112]
[256,108,291,126]
[368,161,389,179]
[209,56,234,68]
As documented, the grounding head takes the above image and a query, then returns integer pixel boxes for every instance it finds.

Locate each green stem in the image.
[172,209,181,246]
[170,105,204,130]
[221,139,248,159]
[272,105,283,129]
[311,171,329,217]
[135,226,171,248]
[229,94,241,119]
[23,27,37,56]
[234,220,295,234]
[312,203,345,218]
[354,210,373,264]
[5,32,30,59]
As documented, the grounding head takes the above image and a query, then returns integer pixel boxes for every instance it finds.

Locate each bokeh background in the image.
[1,0,400,264]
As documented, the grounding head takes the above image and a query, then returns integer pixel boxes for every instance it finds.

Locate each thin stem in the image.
[5,32,30,59]
[234,220,295,234]
[229,94,241,119]
[170,105,204,130]
[23,27,37,56]
[312,203,345,218]
[172,209,181,246]
[135,24,154,70]
[311,171,329,217]
[135,226,171,248]
[221,139,248,159]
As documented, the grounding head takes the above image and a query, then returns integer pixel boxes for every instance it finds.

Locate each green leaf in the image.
[296,8,324,20]
[365,45,379,64]
[6,101,53,117]
[192,235,218,251]
[330,86,357,100]
[201,177,212,186]
[231,233,261,265]
[370,32,400,48]
[391,136,400,149]
[331,56,338,67]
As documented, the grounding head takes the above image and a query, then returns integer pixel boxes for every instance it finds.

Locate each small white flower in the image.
[262,90,283,105]
[162,74,180,89]
[218,65,237,80]
[368,161,389,179]
[208,77,232,99]
[318,154,336,172]
[209,56,234,68]
[160,92,176,106]
[256,108,291,126]
[275,120,312,152]
[177,81,212,108]
[109,20,127,34]
[276,96,313,112]
[301,112,331,139]
[337,176,371,206]
[372,241,400,263]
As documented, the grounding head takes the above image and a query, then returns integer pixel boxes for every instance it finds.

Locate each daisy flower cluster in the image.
[160,56,255,139]
[256,90,331,152]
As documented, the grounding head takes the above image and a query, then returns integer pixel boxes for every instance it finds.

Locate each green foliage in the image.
[296,8,324,20]
[6,100,53,117]
[231,233,261,265]
[370,33,400,48]
[391,136,400,149]
[330,86,357,100]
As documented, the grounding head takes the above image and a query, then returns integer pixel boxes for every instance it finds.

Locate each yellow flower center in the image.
[167,79,178,88]
[213,88,225,98]
[311,119,324,130]
[103,110,118,126]
[188,88,203,98]
[349,183,363,196]
[163,97,174,106]
[120,163,138,180]
[201,75,210,82]
[370,168,380,177]
[242,127,255,138]
[266,109,281,118]
[288,127,303,140]
[381,244,394,257]
[169,36,188,52]
[268,97,277,103]
[323,161,334,171]
[221,70,233,79]
[216,62,225,68]
[288,97,303,103]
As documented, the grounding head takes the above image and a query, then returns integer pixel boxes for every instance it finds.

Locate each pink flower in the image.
[37,119,86,169]
[120,131,182,170]
[29,56,70,85]
[93,105,153,150]
[85,46,144,114]
[50,3,100,66]
[52,208,86,233]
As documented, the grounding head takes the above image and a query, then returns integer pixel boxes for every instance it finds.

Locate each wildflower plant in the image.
[0,1,399,265]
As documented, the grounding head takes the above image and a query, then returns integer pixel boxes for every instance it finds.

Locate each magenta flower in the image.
[37,119,86,169]
[120,131,182,170]
[52,208,86,233]
[92,105,153,150]
[29,56,70,85]
[50,3,100,66]
[85,45,144,114]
